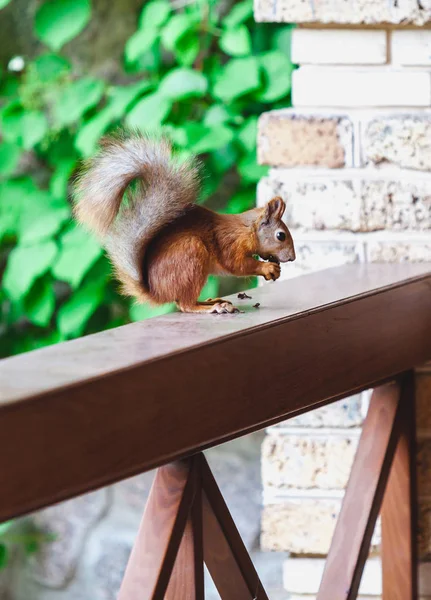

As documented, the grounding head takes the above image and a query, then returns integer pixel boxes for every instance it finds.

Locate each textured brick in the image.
[258,174,362,231]
[262,432,359,490]
[417,371,431,430]
[362,115,431,171]
[392,30,431,66]
[293,68,431,107]
[254,0,314,23]
[313,0,393,24]
[391,0,431,26]
[261,499,381,554]
[283,557,382,595]
[259,171,431,232]
[258,110,354,168]
[254,0,431,24]
[275,231,365,282]
[271,394,364,429]
[366,233,431,263]
[292,29,387,65]
[361,178,431,231]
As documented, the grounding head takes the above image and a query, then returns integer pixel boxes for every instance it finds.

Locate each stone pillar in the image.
[254,2,431,598]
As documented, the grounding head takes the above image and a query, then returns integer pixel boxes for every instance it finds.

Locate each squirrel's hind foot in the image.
[179,301,239,314]
[199,298,232,306]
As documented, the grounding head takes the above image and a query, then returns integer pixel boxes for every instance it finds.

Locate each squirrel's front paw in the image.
[261,262,281,281]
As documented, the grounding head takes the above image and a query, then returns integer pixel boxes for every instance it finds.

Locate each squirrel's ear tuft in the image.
[262,196,286,224]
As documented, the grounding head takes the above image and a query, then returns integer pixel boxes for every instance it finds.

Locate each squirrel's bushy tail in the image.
[73,131,200,297]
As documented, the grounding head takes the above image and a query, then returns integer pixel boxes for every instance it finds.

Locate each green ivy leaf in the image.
[139,0,171,28]
[0,0,13,8]
[0,544,8,570]
[1,105,48,150]
[107,81,152,117]
[223,188,256,214]
[57,279,105,337]
[19,204,69,244]
[175,34,200,67]
[0,177,39,239]
[125,92,171,130]
[125,27,159,64]
[24,278,56,327]
[213,57,260,102]
[33,53,71,82]
[52,226,102,288]
[209,144,237,173]
[129,43,160,74]
[3,241,57,302]
[219,26,251,57]
[159,68,207,100]
[50,159,76,199]
[129,302,176,322]
[237,117,257,152]
[35,0,91,51]
[257,50,293,103]
[75,110,114,157]
[271,26,293,59]
[238,153,268,183]
[54,78,104,127]
[224,0,253,28]
[204,105,235,126]
[76,81,151,156]
[161,14,196,52]
[184,123,234,155]
[0,142,21,176]
[45,131,78,167]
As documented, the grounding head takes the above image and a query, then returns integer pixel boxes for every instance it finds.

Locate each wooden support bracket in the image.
[118,453,268,599]
[118,374,417,600]
[317,375,417,600]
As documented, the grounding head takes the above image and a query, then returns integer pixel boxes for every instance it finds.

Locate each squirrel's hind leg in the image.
[147,235,239,314]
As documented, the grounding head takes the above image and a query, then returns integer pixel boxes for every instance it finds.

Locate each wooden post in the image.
[381,372,418,600]
[118,453,268,599]
[118,458,197,600]
[317,376,418,600]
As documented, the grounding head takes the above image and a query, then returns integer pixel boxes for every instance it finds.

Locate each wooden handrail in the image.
[0,263,430,522]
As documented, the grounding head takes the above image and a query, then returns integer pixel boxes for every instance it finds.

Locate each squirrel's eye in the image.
[276,231,286,242]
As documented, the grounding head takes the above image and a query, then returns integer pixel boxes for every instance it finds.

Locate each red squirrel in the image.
[73,131,295,314]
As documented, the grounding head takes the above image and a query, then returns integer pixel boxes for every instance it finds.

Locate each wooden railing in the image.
[1,263,430,599]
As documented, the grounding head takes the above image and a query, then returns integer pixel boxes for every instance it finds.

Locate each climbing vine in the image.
[0,0,294,357]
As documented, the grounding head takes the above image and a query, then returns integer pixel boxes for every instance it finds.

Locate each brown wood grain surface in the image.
[381,373,418,600]
[118,460,195,600]
[202,456,268,600]
[0,264,430,520]
[317,382,404,600]
[165,456,205,600]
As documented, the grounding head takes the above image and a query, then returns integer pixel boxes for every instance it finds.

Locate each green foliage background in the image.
[0,0,293,359]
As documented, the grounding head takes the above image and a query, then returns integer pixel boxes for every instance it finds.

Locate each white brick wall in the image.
[292,29,387,65]
[392,30,431,66]
[255,6,431,599]
[293,67,431,107]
